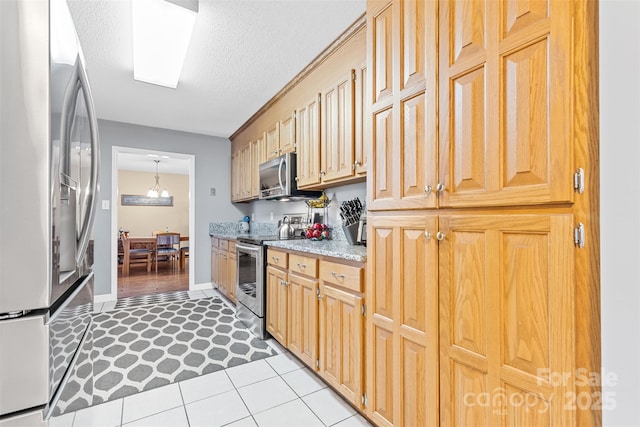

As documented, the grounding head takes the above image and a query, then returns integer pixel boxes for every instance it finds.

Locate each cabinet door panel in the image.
[439,0,573,207]
[266,266,287,346]
[296,95,321,188]
[280,112,296,155]
[366,215,438,427]
[370,107,394,205]
[354,64,368,176]
[319,283,363,407]
[321,71,355,183]
[266,122,280,160]
[288,273,318,369]
[438,214,575,426]
[399,0,425,91]
[370,2,394,105]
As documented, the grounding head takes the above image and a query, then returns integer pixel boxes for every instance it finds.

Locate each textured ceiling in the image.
[67,0,366,139]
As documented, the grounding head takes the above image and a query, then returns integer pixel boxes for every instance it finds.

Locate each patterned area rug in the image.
[54,296,276,415]
[113,290,191,310]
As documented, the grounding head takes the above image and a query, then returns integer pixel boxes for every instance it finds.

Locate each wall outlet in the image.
[270,212,274,221]
[101,200,110,210]
[210,187,216,196]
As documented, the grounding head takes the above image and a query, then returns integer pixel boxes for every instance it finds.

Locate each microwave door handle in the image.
[278,157,285,191]
[75,60,100,263]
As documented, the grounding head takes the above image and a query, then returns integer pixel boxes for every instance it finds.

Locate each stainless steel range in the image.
[235,234,303,339]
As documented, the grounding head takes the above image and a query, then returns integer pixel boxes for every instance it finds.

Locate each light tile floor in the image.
[51,352,373,427]
[52,289,373,427]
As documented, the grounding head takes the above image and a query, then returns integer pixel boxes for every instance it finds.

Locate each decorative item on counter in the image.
[305,223,330,240]
[305,191,330,208]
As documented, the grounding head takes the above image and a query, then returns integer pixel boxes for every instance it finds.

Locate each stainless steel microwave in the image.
[259,153,321,200]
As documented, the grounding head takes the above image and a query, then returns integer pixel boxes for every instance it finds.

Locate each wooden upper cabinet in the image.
[354,63,368,177]
[296,94,322,188]
[279,111,296,155]
[250,136,264,199]
[266,121,281,161]
[231,150,240,201]
[367,0,437,211]
[438,0,573,208]
[438,214,575,426]
[321,70,356,183]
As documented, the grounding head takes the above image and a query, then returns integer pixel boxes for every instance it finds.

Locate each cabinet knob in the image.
[436,183,446,193]
[353,161,361,171]
[297,263,306,269]
[424,231,432,239]
[424,185,433,195]
[331,271,346,280]
[320,170,326,176]
[436,231,446,241]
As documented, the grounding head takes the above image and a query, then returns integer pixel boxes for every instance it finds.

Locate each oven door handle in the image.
[236,243,261,253]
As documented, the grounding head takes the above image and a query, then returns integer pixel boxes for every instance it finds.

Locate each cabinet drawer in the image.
[267,249,288,269]
[319,260,363,293]
[228,241,237,254]
[219,239,228,251]
[211,237,219,248]
[289,254,318,278]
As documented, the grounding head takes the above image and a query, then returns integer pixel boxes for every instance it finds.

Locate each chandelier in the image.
[146,160,170,198]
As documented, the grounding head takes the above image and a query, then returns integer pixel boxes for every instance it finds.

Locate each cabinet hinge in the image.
[574,168,585,194]
[362,393,367,406]
[574,223,585,249]
[352,70,356,81]
[316,359,320,369]
[361,304,366,316]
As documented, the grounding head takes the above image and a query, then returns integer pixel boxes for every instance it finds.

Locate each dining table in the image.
[122,236,190,275]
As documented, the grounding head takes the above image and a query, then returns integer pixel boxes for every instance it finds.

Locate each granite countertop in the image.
[209,228,367,262]
[209,232,242,240]
[264,239,367,263]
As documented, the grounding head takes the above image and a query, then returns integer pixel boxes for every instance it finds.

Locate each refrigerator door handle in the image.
[75,60,100,264]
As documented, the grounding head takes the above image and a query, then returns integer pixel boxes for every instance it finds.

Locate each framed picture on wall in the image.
[121,194,174,206]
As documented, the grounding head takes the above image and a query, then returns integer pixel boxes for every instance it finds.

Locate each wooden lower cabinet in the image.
[367,213,576,426]
[266,264,288,346]
[227,242,237,303]
[214,239,237,303]
[288,272,319,369]
[319,281,364,409]
[211,237,219,288]
[366,215,439,427]
[265,249,366,412]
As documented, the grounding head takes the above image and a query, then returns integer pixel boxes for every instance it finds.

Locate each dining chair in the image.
[155,232,180,272]
[122,235,152,275]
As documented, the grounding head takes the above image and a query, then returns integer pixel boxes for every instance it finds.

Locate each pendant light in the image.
[147,160,170,198]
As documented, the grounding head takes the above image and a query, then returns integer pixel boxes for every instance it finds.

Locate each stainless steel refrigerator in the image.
[0,0,100,425]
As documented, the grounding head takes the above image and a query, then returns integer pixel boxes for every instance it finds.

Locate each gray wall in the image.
[600,1,640,425]
[93,119,244,296]
[235,182,366,227]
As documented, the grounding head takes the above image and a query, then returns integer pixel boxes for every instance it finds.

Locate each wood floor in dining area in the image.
[117,260,189,299]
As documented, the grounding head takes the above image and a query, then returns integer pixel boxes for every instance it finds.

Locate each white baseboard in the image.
[94,293,116,303]
[191,282,213,291]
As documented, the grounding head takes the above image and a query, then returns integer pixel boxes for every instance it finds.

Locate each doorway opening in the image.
[110,146,195,299]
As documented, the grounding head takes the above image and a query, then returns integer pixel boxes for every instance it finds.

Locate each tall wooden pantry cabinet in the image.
[365,0,600,426]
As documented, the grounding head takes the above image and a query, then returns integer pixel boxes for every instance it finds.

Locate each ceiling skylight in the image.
[132,0,198,89]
